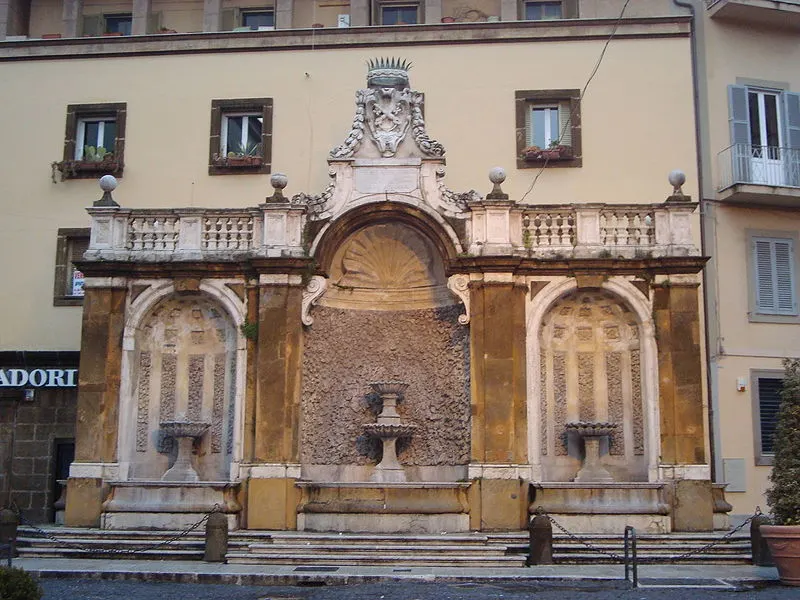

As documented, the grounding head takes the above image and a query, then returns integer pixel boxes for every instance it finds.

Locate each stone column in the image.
[65,280,127,527]
[246,274,303,529]
[468,273,528,530]
[203,0,222,32]
[132,0,151,35]
[424,0,441,23]
[500,0,517,21]
[350,0,369,26]
[653,279,706,466]
[275,0,292,29]
[62,0,83,38]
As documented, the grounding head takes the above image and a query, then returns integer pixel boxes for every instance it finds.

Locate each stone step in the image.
[245,543,509,555]
[225,552,527,568]
[17,547,202,560]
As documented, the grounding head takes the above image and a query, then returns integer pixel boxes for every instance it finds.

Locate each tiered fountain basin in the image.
[296,481,471,533]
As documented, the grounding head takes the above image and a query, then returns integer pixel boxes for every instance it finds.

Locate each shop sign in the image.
[0,368,78,387]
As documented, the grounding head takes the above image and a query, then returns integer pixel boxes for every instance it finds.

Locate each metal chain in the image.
[534,506,626,561]
[667,507,762,562]
[533,506,763,564]
[17,504,220,556]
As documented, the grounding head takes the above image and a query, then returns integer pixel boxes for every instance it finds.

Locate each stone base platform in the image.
[530,482,672,534]
[296,481,471,533]
[101,481,241,530]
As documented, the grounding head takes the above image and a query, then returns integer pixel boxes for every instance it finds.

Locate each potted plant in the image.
[541,139,571,160]
[761,357,800,586]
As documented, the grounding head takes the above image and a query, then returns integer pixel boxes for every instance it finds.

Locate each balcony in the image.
[717,144,800,205]
[706,1,800,31]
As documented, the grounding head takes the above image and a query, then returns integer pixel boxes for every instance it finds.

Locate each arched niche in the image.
[537,288,648,482]
[123,293,238,481]
[301,220,470,483]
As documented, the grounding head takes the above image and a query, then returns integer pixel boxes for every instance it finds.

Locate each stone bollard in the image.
[0,507,19,562]
[203,511,228,562]
[750,514,774,567]
[527,514,553,565]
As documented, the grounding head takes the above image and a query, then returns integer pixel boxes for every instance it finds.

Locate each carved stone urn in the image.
[565,421,618,483]
[363,381,416,482]
[160,420,210,482]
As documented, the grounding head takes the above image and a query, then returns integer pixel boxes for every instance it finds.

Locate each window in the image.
[53,228,90,306]
[520,1,578,20]
[209,98,273,175]
[104,13,132,35]
[241,10,275,30]
[373,1,420,25]
[81,13,132,36]
[752,371,784,465]
[752,236,797,316]
[515,89,582,168]
[56,103,126,180]
[727,85,800,187]
[525,2,562,20]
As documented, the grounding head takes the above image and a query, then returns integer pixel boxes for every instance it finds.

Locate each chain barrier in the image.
[16,504,221,556]
[534,505,763,565]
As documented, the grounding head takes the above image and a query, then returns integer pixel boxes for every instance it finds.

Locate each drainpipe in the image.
[671,0,721,483]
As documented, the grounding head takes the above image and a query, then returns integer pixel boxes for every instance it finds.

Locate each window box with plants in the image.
[211,143,264,168]
[521,140,573,162]
[761,357,800,586]
[53,146,122,181]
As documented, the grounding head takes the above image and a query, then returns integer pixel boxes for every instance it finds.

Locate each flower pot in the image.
[41,33,62,39]
[441,17,456,23]
[761,525,800,586]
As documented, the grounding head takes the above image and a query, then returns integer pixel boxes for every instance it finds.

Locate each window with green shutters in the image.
[753,236,797,315]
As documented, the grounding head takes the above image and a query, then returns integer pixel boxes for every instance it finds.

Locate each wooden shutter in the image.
[147,11,162,34]
[558,100,572,147]
[562,0,579,19]
[221,8,239,31]
[784,92,800,186]
[81,15,105,36]
[754,237,797,315]
[728,85,750,146]
[758,377,783,454]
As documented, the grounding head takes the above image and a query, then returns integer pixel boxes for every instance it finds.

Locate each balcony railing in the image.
[717,144,800,191]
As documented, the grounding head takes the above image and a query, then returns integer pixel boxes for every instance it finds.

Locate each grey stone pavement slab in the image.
[11,557,781,586]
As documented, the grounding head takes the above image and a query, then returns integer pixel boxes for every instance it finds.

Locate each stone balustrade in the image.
[469,201,698,258]
[86,204,306,261]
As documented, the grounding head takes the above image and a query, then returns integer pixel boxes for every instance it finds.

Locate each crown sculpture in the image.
[331,57,445,159]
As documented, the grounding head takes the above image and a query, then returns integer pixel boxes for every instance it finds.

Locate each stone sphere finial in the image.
[489,167,506,185]
[668,169,686,195]
[94,175,120,207]
[99,175,118,192]
[271,173,288,190]
[487,167,509,200]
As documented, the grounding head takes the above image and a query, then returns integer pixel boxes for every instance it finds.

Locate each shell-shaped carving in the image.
[339,225,436,289]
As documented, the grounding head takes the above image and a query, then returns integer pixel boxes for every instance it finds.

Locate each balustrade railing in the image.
[201,214,255,251]
[717,143,800,191]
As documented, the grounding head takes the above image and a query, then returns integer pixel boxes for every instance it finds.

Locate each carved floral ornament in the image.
[330,58,445,159]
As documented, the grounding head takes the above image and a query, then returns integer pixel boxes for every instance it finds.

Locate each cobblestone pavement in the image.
[39,578,794,600]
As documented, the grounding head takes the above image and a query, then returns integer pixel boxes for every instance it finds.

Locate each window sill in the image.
[755,455,774,467]
[208,156,269,176]
[517,153,582,169]
[53,159,123,181]
[748,312,800,324]
[53,296,84,307]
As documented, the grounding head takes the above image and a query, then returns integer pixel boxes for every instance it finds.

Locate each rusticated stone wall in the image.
[301,305,470,466]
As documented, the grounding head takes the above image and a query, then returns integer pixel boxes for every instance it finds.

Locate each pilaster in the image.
[275,0,293,29]
[653,280,706,465]
[65,280,127,526]
[424,0,442,23]
[62,0,83,38]
[468,273,528,529]
[132,0,151,35]
[203,0,222,32]
[350,0,369,26]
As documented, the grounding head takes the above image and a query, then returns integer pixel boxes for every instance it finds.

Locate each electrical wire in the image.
[520,0,633,203]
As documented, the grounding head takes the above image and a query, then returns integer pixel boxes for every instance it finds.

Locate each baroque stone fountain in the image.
[363,381,417,482]
[565,421,618,483]
[160,419,211,482]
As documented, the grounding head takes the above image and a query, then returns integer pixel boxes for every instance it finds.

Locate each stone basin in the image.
[160,420,211,438]
[565,421,618,437]
[368,381,409,396]
[362,422,417,439]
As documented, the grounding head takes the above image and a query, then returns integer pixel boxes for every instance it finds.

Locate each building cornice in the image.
[0,17,691,62]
